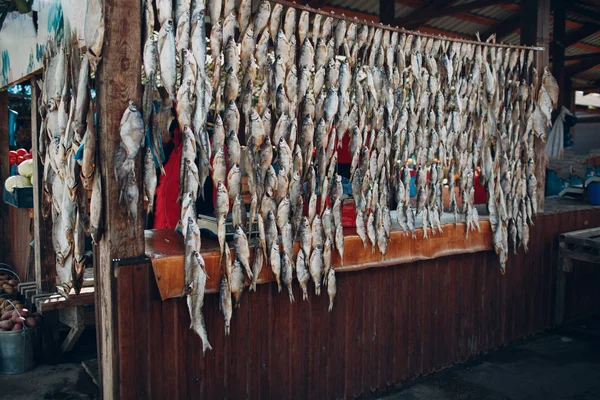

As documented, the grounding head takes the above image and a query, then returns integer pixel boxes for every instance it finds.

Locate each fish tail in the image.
[288,291,295,303]
[329,300,334,312]
[302,290,308,301]
[202,342,213,355]
[315,286,320,296]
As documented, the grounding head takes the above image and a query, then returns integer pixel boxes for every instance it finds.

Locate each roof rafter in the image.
[395,0,499,27]
[564,23,599,48]
[566,53,600,76]
[565,52,600,61]
[481,13,520,41]
[566,3,600,26]
[394,0,515,30]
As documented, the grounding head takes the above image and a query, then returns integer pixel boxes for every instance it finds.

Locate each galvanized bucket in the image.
[0,299,37,375]
[0,328,37,374]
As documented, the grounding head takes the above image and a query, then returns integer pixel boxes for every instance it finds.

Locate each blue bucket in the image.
[589,183,600,205]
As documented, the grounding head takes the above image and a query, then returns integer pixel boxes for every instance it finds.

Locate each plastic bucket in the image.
[589,183,600,205]
[0,327,38,374]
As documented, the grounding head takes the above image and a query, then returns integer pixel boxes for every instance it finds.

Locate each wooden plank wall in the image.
[7,206,32,280]
[116,209,600,399]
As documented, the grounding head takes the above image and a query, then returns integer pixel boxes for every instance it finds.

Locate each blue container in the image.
[589,183,600,205]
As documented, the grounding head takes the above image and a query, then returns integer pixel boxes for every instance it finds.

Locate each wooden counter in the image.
[146,220,493,300]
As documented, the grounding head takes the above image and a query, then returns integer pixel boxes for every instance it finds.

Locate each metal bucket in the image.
[0,327,38,374]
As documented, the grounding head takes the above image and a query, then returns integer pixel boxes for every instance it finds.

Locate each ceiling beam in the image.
[565,52,600,61]
[566,3,600,26]
[573,80,600,91]
[395,0,499,26]
[564,23,599,48]
[566,53,600,76]
[380,0,395,24]
[394,0,515,29]
[481,13,521,41]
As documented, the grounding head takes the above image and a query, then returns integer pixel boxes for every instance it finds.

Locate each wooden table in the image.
[555,227,600,325]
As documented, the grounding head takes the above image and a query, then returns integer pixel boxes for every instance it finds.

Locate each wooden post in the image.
[94,0,144,397]
[554,240,572,326]
[30,77,56,292]
[0,91,10,264]
[521,0,550,213]
[552,0,567,110]
[380,0,395,25]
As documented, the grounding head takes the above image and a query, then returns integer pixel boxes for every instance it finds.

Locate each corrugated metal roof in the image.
[577,68,600,82]
[581,33,600,48]
[319,0,600,58]
[472,5,516,21]
[501,32,520,45]
[327,0,379,16]
[426,16,488,37]
[566,46,594,56]
[395,5,416,19]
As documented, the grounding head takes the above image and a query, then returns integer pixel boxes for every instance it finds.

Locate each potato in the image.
[0,298,5,304]
[17,309,29,317]
[8,279,18,285]
[24,317,36,328]
[5,305,14,311]
[0,280,6,286]
[0,274,8,280]
[2,284,10,289]
[15,304,23,309]
[1,312,11,321]
[11,323,22,331]
[0,320,14,330]
[3,287,13,294]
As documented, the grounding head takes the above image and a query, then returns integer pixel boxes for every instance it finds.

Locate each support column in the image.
[521,0,550,212]
[0,91,10,264]
[95,0,144,398]
[380,0,395,25]
[31,77,55,292]
[552,0,567,110]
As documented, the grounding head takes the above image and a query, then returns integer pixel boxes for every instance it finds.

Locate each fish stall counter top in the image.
[145,220,493,301]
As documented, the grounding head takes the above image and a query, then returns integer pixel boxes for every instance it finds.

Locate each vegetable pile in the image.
[0,301,41,332]
[0,274,19,295]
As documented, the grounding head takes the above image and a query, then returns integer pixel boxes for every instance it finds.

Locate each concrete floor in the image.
[378,314,600,400]
[1,315,600,399]
[0,330,98,399]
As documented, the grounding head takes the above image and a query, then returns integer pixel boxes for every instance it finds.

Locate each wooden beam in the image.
[564,23,599,48]
[320,6,379,22]
[572,79,600,91]
[576,114,600,123]
[30,77,56,293]
[394,0,514,29]
[566,54,600,76]
[566,3,600,26]
[565,52,600,61]
[521,0,550,212]
[395,0,500,26]
[380,0,395,25]
[0,91,9,266]
[482,13,521,41]
[552,0,567,109]
[95,0,144,397]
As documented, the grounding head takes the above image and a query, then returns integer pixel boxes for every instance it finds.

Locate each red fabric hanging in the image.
[153,128,182,229]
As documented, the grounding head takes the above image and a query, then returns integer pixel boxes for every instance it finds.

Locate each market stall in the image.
[2,0,600,398]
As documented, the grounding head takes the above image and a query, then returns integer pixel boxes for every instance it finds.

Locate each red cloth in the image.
[153,129,182,229]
